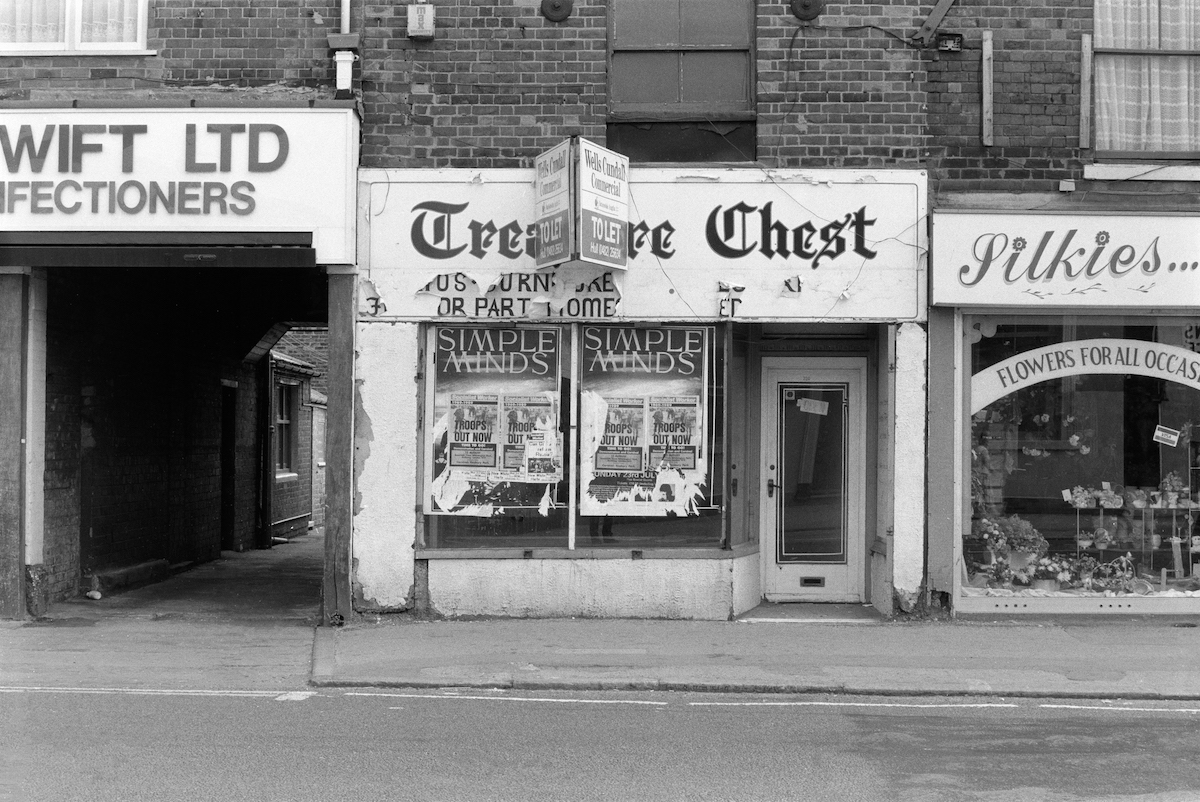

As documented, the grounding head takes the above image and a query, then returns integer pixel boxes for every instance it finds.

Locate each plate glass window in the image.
[965,317,1200,598]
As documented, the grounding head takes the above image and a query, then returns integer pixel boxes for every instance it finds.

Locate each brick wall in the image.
[230,362,260,554]
[274,328,329,398]
[927,0,1090,193]
[757,2,927,169]
[359,0,608,168]
[0,0,341,98]
[356,1,929,170]
[41,271,85,602]
[41,268,266,600]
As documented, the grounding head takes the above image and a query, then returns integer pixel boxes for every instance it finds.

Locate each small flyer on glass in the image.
[579,326,709,517]
[428,327,562,516]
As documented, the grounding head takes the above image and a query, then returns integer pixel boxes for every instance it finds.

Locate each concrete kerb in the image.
[306,623,1200,701]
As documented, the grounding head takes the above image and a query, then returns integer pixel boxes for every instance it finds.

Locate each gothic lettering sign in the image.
[363,168,925,322]
[932,211,1200,308]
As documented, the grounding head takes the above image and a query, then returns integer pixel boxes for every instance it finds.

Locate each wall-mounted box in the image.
[937,33,963,52]
[408,4,435,39]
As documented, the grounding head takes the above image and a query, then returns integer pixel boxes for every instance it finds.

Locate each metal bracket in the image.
[913,0,957,47]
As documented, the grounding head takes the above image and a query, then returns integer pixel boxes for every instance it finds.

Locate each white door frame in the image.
[760,357,867,602]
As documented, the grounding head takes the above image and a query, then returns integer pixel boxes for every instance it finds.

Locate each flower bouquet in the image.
[1089,552,1136,592]
[1161,471,1187,494]
[1032,556,1073,583]
[1068,486,1096,509]
[968,515,1047,558]
[1095,487,1123,509]
[1025,555,1073,590]
[1160,472,1188,507]
[1123,488,1149,509]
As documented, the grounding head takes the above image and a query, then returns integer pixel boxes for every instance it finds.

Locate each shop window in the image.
[1093,0,1200,158]
[965,317,1200,599]
[607,0,755,162]
[275,383,297,475]
[0,0,149,54]
[422,324,725,550]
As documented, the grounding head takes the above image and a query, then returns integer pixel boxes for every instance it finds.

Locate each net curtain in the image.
[1095,0,1200,152]
[0,0,140,45]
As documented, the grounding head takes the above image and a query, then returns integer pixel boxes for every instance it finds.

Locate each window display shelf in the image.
[1072,504,1199,579]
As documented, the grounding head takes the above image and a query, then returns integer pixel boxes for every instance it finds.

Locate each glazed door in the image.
[761,358,866,602]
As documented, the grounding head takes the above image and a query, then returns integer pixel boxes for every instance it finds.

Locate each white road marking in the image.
[738,619,878,625]
[0,685,290,698]
[274,691,318,701]
[1039,704,1200,714]
[345,691,667,706]
[689,701,1019,709]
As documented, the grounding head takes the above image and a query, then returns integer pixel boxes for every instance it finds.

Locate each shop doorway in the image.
[760,357,866,602]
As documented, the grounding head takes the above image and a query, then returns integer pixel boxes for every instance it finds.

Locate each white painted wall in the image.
[892,322,927,603]
[427,558,742,619]
[730,551,761,616]
[352,321,421,610]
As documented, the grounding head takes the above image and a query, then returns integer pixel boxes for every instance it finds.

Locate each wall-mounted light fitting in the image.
[789,0,825,21]
[540,0,573,23]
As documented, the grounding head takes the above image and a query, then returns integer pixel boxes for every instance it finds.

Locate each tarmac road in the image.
[4,685,1200,802]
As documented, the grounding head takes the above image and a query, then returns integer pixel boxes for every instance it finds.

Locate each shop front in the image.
[354,166,927,619]
[932,211,1200,613]
[0,105,358,618]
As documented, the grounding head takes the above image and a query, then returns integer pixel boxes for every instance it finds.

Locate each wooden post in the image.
[981,31,994,146]
[1079,34,1092,149]
[0,272,28,619]
[323,268,356,625]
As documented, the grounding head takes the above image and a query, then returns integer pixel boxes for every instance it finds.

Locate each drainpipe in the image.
[327,0,359,100]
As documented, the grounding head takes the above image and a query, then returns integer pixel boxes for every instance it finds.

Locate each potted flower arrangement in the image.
[1069,486,1097,509]
[1095,487,1123,509]
[1160,472,1187,507]
[968,515,1047,559]
[1068,554,1099,589]
[1089,552,1136,592]
[1027,556,1073,591]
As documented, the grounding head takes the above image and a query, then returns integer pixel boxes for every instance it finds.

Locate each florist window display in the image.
[965,317,1200,599]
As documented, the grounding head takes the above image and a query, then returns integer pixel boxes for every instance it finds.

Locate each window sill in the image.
[275,471,299,484]
[1084,163,1200,182]
[0,49,157,57]
[416,543,759,560]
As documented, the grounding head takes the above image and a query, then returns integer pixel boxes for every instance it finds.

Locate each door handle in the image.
[767,479,778,498]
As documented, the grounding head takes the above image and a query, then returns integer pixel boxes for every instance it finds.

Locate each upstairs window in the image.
[607,0,755,162]
[0,0,149,54]
[1094,0,1200,157]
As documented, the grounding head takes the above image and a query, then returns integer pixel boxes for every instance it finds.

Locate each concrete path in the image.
[0,533,323,691]
[5,532,1200,700]
[312,610,1200,699]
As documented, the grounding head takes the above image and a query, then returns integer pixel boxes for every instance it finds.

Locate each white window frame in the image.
[0,0,151,56]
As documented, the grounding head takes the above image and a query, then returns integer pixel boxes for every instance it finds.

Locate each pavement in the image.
[5,529,1200,700]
